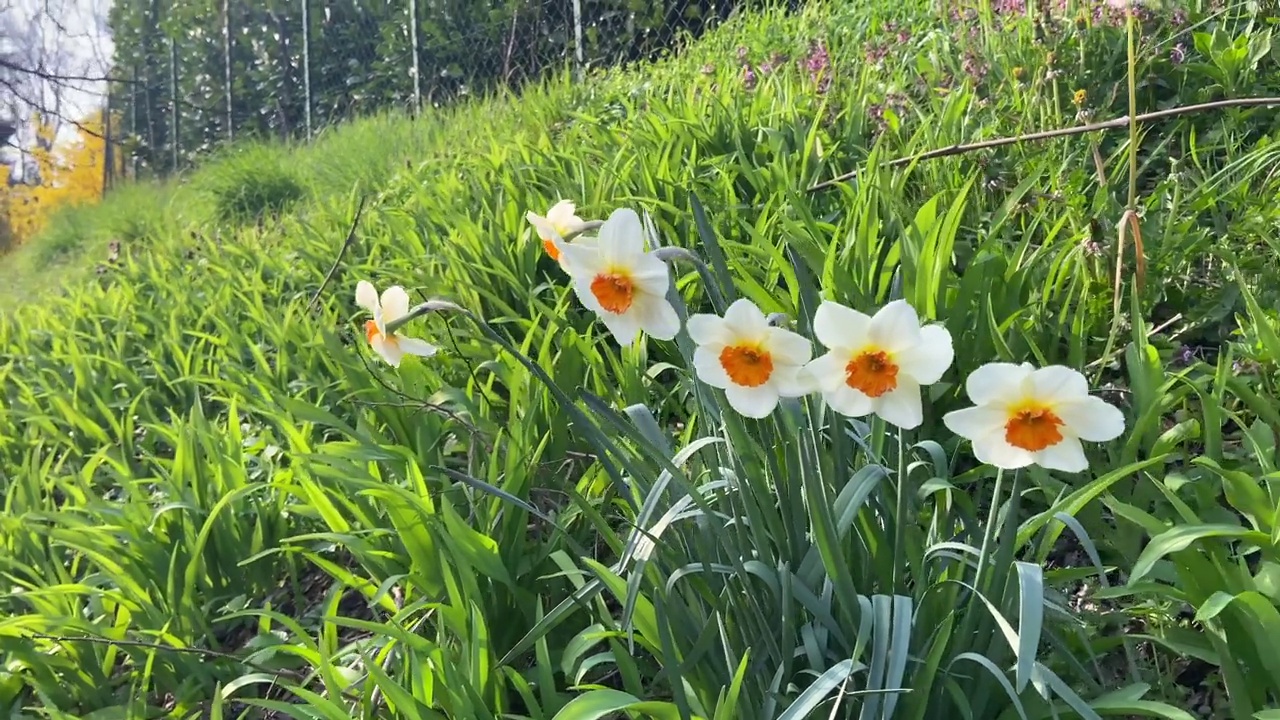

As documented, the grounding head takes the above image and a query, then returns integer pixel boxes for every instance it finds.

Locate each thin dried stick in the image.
[308,196,367,312]
[808,96,1280,192]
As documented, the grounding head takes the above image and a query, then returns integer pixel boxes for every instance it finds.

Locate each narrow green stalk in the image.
[892,427,909,595]
[1126,1,1139,211]
[974,467,1005,593]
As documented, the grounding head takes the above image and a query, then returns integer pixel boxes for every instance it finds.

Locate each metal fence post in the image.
[223,0,233,141]
[301,0,312,139]
[169,36,179,170]
[130,64,140,179]
[571,0,585,81]
[102,98,112,193]
[409,0,421,113]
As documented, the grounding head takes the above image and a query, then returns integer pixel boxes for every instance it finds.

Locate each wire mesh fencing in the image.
[105,0,758,181]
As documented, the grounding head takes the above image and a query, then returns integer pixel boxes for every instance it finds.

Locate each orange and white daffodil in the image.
[804,299,954,429]
[559,207,680,346]
[942,363,1125,472]
[355,280,438,368]
[687,298,814,419]
[526,200,592,265]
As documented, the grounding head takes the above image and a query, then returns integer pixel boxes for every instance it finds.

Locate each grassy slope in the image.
[3,0,1280,715]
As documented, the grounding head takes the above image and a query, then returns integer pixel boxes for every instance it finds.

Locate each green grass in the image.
[4,0,1280,717]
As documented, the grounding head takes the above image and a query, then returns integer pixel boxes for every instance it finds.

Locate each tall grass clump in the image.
[201,144,309,225]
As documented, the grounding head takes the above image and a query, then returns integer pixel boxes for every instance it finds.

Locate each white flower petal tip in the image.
[528,200,588,265]
[564,210,678,347]
[944,362,1126,472]
[805,299,953,429]
[689,298,813,419]
[357,280,438,368]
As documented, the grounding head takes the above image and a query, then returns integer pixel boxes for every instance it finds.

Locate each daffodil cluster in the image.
[352,199,1126,474]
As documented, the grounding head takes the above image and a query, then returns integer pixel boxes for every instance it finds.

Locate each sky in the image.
[5,0,114,144]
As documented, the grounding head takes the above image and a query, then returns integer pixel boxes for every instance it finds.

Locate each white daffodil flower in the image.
[804,299,954,429]
[526,200,594,268]
[943,362,1125,472]
[355,280,438,368]
[687,298,813,419]
[559,208,680,347]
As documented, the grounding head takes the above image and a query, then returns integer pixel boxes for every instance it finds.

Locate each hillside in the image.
[4,0,1280,717]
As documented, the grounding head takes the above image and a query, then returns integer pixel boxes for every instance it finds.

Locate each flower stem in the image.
[974,467,1004,592]
[652,246,728,312]
[384,299,464,336]
[891,427,909,595]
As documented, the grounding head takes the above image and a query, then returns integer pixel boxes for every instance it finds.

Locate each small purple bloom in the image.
[742,65,757,90]
[1170,43,1186,64]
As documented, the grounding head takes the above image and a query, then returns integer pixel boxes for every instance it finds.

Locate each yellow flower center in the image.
[1005,404,1065,451]
[590,272,635,314]
[365,319,382,344]
[720,344,774,387]
[845,349,899,398]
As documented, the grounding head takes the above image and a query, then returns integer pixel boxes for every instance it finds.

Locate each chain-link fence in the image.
[104,0,769,182]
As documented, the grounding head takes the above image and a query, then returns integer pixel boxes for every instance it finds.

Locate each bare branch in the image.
[808,96,1280,192]
[0,56,131,85]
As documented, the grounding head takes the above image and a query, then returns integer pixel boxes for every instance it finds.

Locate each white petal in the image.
[598,208,644,265]
[1055,396,1125,442]
[942,405,1008,442]
[526,211,552,238]
[547,200,579,228]
[596,305,644,347]
[897,324,954,385]
[693,345,731,388]
[823,384,874,418]
[1032,436,1089,473]
[724,383,781,419]
[629,252,671,296]
[722,298,768,337]
[371,335,404,368]
[766,326,813,367]
[972,431,1036,470]
[812,301,871,350]
[632,294,680,341]
[355,280,380,313]
[396,336,438,358]
[965,362,1035,405]
[869,299,923,353]
[1027,365,1091,404]
[560,241,605,280]
[380,286,411,323]
[874,379,923,430]
[687,314,729,346]
[805,351,849,392]
[772,365,817,398]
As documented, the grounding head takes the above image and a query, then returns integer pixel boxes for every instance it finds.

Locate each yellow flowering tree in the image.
[5,109,124,245]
